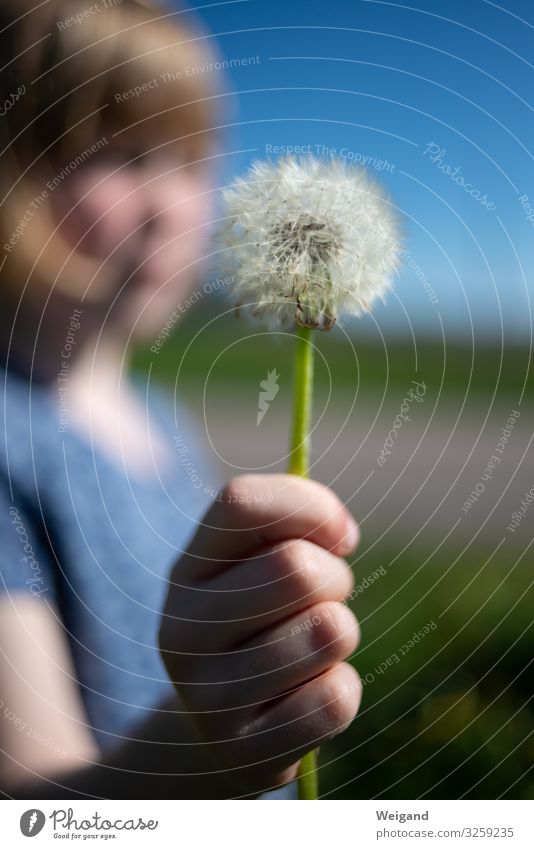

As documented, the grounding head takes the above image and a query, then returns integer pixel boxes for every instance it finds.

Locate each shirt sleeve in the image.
[0,479,57,603]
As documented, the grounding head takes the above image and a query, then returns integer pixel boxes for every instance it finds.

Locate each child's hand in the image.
[159,474,361,795]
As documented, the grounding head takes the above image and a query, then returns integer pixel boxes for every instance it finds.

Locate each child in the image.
[0,0,361,798]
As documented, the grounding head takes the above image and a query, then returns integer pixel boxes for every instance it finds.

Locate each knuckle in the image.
[271,539,321,600]
[309,602,360,661]
[320,663,362,734]
[326,504,356,549]
[270,540,352,604]
[302,480,356,551]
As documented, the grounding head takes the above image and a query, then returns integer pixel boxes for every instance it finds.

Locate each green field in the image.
[328,537,533,799]
[133,299,533,407]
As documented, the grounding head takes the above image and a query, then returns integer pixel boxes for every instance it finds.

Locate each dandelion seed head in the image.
[219,155,402,330]
[269,214,341,267]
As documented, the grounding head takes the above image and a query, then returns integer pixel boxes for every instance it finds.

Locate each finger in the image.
[194,602,359,712]
[176,474,359,582]
[163,540,354,653]
[204,663,361,795]
[202,540,354,649]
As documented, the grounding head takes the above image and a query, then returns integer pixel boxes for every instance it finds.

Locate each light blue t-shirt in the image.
[0,363,295,798]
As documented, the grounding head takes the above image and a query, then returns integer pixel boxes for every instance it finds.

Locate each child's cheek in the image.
[79,177,145,257]
[54,168,144,259]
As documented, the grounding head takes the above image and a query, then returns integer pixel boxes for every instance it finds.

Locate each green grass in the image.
[323,537,533,799]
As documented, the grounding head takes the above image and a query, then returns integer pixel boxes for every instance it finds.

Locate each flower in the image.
[219,155,401,330]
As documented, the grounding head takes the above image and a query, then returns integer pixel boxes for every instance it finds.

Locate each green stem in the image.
[297,750,319,799]
[287,325,319,799]
[288,325,314,477]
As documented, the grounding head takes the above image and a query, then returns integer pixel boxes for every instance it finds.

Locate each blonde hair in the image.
[0,0,219,302]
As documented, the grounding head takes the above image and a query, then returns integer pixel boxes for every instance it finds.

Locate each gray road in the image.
[187,388,533,547]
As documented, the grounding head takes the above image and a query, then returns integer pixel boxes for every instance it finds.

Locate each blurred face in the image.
[50,145,214,338]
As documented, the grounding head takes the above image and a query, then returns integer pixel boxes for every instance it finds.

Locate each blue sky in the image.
[176,0,534,340]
